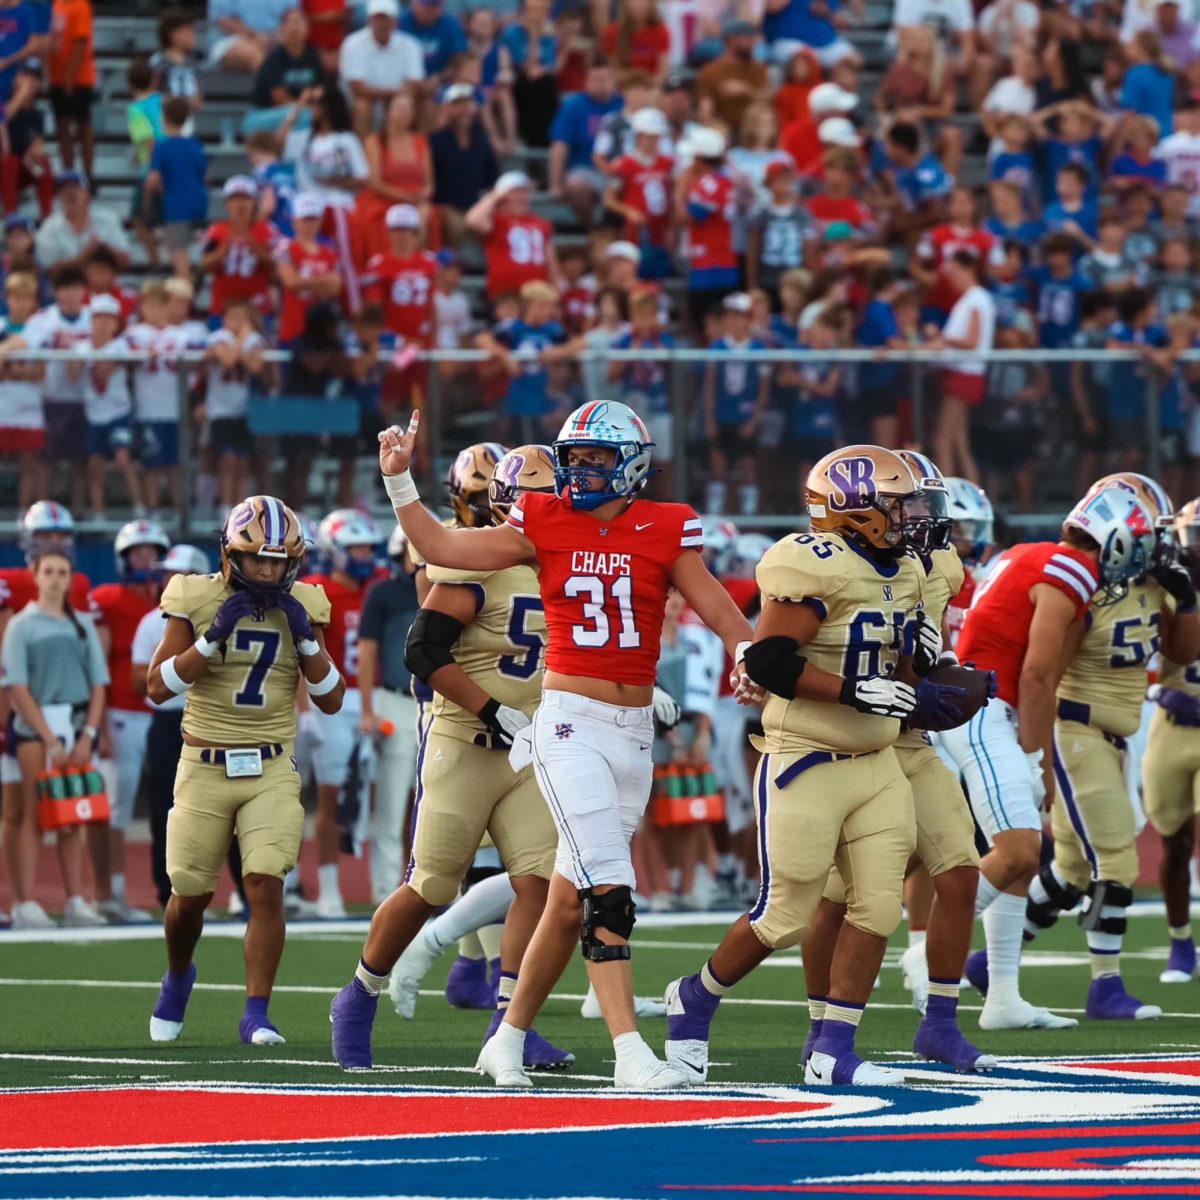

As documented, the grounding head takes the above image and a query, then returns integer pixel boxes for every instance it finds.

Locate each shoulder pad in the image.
[425,563,495,585]
[756,534,854,605]
[932,547,965,597]
[160,572,225,619]
[292,580,332,627]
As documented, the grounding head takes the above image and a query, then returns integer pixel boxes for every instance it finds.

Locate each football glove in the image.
[1150,683,1200,727]
[652,686,681,729]
[277,592,316,646]
[479,698,531,745]
[839,675,917,718]
[911,678,968,730]
[1152,560,1198,612]
[910,611,942,677]
[206,591,258,644]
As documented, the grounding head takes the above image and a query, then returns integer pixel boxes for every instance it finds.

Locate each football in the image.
[908,663,995,731]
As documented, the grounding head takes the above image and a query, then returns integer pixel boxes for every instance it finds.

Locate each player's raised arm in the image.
[379,416,535,573]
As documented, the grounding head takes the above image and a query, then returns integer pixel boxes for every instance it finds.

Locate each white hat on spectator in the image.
[809,82,858,115]
[723,292,753,313]
[386,203,422,230]
[444,82,476,103]
[687,126,726,159]
[819,117,861,148]
[606,240,641,263]
[223,175,258,199]
[88,294,122,318]
[495,170,533,197]
[367,0,399,17]
[294,192,326,220]
[631,107,669,136]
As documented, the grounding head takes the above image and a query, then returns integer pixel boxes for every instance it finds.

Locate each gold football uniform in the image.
[1144,649,1200,837]
[407,563,556,906]
[1052,579,1163,889]
[748,532,919,950]
[160,573,331,896]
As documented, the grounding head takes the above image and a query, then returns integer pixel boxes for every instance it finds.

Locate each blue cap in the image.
[4,213,33,231]
[435,248,459,267]
[55,169,87,191]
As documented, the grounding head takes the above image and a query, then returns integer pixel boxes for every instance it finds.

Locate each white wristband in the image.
[297,637,320,658]
[307,661,341,696]
[384,470,419,508]
[734,639,752,665]
[161,655,193,695]
[194,635,219,658]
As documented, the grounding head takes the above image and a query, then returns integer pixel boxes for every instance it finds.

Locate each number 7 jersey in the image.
[160,573,331,745]
[508,492,703,686]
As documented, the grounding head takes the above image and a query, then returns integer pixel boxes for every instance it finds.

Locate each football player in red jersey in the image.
[332,402,756,1088]
[90,519,172,923]
[467,171,559,303]
[0,501,96,929]
[274,192,342,344]
[301,508,385,917]
[200,176,275,319]
[939,487,1156,1030]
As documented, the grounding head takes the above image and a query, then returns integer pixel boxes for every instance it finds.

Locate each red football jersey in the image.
[917,224,996,313]
[610,153,674,248]
[298,572,383,687]
[943,567,976,652]
[956,542,1099,708]
[485,213,552,300]
[561,282,596,336]
[276,238,340,342]
[204,221,275,314]
[686,170,738,273]
[364,250,437,344]
[508,492,703,686]
[0,568,94,616]
[90,583,157,713]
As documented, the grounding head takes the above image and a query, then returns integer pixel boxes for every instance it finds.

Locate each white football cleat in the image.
[149,1016,184,1042]
[477,1027,533,1088]
[804,1050,903,1087]
[580,984,667,1019]
[390,925,441,1019]
[316,894,347,919]
[1160,967,1196,983]
[899,941,929,1015]
[979,997,1079,1030]
[613,1047,692,1091]
[248,1026,287,1045]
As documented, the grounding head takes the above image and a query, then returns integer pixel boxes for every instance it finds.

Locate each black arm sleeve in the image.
[743,635,808,700]
[404,608,467,683]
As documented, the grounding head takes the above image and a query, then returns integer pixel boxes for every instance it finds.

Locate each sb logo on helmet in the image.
[828,457,877,511]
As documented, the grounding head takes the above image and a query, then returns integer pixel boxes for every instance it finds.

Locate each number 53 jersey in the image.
[755,532,927,755]
[160,573,331,745]
[509,493,703,687]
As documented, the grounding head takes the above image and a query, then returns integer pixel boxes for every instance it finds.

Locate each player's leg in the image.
[900,861,934,1008]
[152,750,233,1042]
[233,753,306,1044]
[1025,783,1088,947]
[446,849,504,1010]
[310,696,359,916]
[798,868,848,1068]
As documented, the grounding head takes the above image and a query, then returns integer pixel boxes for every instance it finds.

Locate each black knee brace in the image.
[1078,880,1133,934]
[578,885,635,962]
[1026,864,1084,934]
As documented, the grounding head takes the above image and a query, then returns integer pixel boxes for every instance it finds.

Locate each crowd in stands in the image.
[6,0,1200,519]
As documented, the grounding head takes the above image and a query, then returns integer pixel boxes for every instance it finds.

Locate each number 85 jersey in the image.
[509,492,703,687]
[160,573,331,745]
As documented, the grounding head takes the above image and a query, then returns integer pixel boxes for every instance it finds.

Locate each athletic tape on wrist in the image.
[194,635,219,658]
[384,470,419,508]
[161,655,193,695]
[307,661,341,696]
[297,637,320,657]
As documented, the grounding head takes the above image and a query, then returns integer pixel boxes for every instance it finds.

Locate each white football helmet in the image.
[19,500,76,562]
[318,508,381,580]
[114,518,170,580]
[1064,487,1156,605]
[553,401,653,510]
[945,476,994,563]
[162,544,211,575]
[726,532,774,579]
[700,516,739,575]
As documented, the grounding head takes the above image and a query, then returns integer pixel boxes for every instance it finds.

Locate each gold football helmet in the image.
[448,442,507,527]
[806,445,926,551]
[220,495,306,604]
[488,444,556,524]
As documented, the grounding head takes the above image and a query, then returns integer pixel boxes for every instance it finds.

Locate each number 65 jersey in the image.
[508,492,703,686]
[160,573,331,745]
[755,532,927,755]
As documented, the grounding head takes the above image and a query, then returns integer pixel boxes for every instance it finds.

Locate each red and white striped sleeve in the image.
[680,510,703,553]
[507,497,527,536]
[1042,550,1099,614]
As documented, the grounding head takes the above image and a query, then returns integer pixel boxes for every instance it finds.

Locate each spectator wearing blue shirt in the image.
[144,96,208,280]
[246,129,297,239]
[1031,101,1105,204]
[986,240,1034,330]
[763,0,859,70]
[702,292,768,516]
[881,121,952,245]
[548,58,622,228]
[1031,230,1091,398]
[984,180,1044,251]
[988,114,1038,214]
[1106,285,1172,470]
[1121,32,1174,138]
[401,0,467,82]
[502,0,558,148]
[1108,115,1167,193]
[1043,163,1098,251]
[479,279,569,440]
[0,0,34,104]
[856,267,908,446]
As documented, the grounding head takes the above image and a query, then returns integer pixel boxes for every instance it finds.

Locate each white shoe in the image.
[98,898,154,924]
[62,897,106,927]
[284,891,318,918]
[12,900,55,929]
[316,894,347,919]
[248,1026,287,1045]
[476,1027,533,1088]
[899,941,929,1015]
[149,1016,184,1042]
[227,890,245,918]
[979,996,1079,1030]
[579,984,668,1020]
[613,1045,692,1090]
[390,926,441,1019]
[804,1050,903,1087]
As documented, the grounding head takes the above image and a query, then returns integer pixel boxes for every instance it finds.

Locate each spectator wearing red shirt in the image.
[682,126,742,331]
[807,149,877,236]
[274,192,342,344]
[83,245,137,324]
[363,202,437,345]
[303,0,348,74]
[602,0,670,81]
[909,186,995,321]
[466,169,558,302]
[774,46,822,130]
[780,80,858,176]
[604,107,674,279]
[200,176,275,319]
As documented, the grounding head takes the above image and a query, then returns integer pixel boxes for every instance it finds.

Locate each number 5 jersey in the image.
[160,572,331,744]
